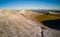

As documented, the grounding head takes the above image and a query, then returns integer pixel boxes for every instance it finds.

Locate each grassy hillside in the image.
[19,10,60,23]
[34,14,60,22]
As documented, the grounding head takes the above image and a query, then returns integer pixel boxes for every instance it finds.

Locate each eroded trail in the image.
[0,11,41,37]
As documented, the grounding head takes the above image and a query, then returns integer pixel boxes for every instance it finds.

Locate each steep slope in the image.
[19,9,60,25]
[0,10,41,37]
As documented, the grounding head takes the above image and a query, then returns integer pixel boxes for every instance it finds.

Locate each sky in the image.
[0,0,60,10]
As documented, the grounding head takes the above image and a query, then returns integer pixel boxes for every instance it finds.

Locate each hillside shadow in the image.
[41,19,60,30]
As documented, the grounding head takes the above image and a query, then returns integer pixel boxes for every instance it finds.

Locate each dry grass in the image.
[34,14,60,22]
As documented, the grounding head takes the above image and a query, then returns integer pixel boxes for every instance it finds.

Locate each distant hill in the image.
[30,10,60,13]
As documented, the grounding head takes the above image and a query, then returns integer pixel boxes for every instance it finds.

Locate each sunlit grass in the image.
[34,14,60,22]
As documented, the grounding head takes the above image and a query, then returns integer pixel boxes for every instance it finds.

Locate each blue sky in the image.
[0,0,60,10]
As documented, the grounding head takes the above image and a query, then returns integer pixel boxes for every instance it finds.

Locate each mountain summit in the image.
[0,10,41,37]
